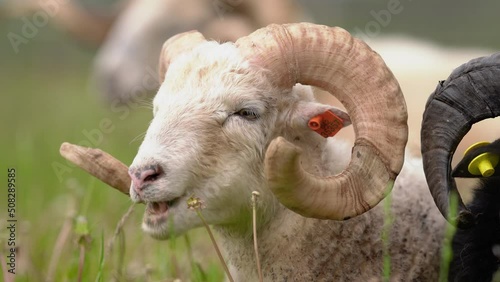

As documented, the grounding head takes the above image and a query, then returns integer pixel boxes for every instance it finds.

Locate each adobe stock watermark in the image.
[51,66,159,182]
[352,0,410,41]
[6,0,69,54]
[212,0,243,19]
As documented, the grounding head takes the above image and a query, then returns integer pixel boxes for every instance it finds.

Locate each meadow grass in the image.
[0,23,222,281]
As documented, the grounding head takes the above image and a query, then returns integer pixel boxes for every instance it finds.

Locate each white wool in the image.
[130,40,446,280]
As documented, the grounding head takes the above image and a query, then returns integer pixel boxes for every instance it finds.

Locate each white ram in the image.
[119,23,446,281]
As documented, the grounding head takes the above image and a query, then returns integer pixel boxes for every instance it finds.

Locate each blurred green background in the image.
[0,0,498,281]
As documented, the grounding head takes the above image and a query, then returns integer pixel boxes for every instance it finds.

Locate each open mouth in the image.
[145,198,180,216]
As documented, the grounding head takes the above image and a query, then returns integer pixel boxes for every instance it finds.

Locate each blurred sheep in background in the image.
[92,0,308,104]
[1,0,308,103]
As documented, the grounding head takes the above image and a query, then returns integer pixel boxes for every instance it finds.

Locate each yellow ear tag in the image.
[465,142,500,177]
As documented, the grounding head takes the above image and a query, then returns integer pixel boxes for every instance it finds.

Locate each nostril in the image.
[129,164,163,191]
[144,171,161,182]
[138,164,163,184]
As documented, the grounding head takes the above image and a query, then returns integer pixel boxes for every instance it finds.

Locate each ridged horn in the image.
[158,31,207,83]
[421,52,500,228]
[59,142,130,195]
[236,23,408,220]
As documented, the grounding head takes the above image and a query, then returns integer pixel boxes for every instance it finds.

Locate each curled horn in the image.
[421,52,500,228]
[236,23,408,220]
[59,142,130,195]
[158,31,207,83]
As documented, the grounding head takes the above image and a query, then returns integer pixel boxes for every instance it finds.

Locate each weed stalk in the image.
[75,216,91,282]
[106,203,135,280]
[187,196,234,282]
[46,196,76,282]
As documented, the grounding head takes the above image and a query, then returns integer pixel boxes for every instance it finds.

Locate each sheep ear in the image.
[292,102,351,133]
[158,31,207,83]
[327,107,352,128]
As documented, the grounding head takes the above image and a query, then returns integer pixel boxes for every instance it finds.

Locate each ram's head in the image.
[61,23,408,239]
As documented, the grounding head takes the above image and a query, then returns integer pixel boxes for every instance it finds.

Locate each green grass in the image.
[0,22,222,281]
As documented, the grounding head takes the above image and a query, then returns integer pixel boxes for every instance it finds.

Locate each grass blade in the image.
[95,231,105,282]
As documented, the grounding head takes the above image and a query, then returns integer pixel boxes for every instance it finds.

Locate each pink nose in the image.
[128,164,163,193]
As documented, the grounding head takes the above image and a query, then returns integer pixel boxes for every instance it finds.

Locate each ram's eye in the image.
[235,108,260,120]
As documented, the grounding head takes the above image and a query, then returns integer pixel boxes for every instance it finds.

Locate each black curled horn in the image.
[421,52,500,229]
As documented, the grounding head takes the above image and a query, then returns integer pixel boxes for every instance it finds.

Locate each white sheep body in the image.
[129,40,446,281]
[218,130,446,281]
